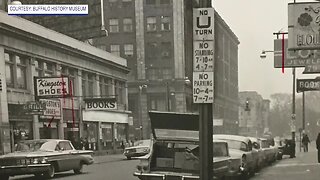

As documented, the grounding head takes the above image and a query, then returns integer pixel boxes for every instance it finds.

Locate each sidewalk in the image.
[93,153,127,164]
[252,141,320,180]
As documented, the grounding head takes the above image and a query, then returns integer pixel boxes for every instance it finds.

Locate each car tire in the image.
[44,163,55,179]
[127,156,132,160]
[2,175,9,180]
[74,162,84,174]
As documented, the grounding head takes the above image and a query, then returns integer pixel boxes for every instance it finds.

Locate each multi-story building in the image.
[0,12,130,154]
[239,91,270,137]
[93,0,240,138]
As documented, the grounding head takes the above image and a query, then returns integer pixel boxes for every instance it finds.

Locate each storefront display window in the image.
[11,121,33,145]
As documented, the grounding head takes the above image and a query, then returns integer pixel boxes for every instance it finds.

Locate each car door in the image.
[57,141,79,170]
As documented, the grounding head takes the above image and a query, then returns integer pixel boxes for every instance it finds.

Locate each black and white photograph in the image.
[1,0,320,179]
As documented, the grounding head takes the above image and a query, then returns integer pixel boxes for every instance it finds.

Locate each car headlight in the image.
[33,158,39,164]
[41,157,48,164]
[142,148,149,153]
[136,159,149,172]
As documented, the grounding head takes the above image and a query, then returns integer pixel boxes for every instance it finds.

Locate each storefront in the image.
[82,98,130,152]
[8,104,33,150]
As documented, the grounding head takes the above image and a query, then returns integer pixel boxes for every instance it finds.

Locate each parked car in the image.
[214,134,255,178]
[124,139,152,160]
[247,137,264,171]
[259,138,277,164]
[133,111,234,180]
[274,137,284,160]
[279,139,296,158]
[0,139,94,180]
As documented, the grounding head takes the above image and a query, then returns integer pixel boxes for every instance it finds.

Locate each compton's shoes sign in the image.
[84,98,117,110]
[39,99,61,119]
[34,77,70,98]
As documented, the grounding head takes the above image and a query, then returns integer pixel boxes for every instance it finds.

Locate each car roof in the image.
[213,134,250,143]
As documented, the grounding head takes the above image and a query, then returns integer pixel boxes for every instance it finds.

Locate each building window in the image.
[147,69,157,80]
[97,45,107,51]
[5,52,29,89]
[44,62,54,77]
[146,0,156,5]
[161,16,170,31]
[146,42,157,57]
[16,56,27,89]
[160,0,170,4]
[109,19,119,33]
[162,69,172,79]
[88,73,95,97]
[150,98,166,111]
[124,44,134,56]
[161,42,171,58]
[61,66,77,95]
[114,80,125,104]
[146,17,157,32]
[34,60,43,77]
[5,53,14,88]
[110,44,121,56]
[123,18,133,32]
[82,72,87,97]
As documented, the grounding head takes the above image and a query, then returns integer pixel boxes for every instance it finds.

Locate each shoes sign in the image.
[192,8,214,104]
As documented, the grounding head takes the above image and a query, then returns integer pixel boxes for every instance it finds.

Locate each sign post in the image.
[193,0,213,179]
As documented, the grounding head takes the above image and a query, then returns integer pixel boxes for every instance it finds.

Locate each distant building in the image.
[238,91,270,137]
[93,0,240,138]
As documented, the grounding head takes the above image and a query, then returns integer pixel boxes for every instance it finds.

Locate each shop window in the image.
[160,16,170,31]
[124,44,134,56]
[88,73,95,97]
[109,19,119,33]
[110,44,120,56]
[123,18,133,32]
[115,80,125,104]
[146,17,157,32]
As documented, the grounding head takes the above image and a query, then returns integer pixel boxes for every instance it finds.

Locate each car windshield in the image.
[15,140,55,152]
[134,139,151,146]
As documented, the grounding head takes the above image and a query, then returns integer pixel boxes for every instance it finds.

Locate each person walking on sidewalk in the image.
[302,134,310,152]
[316,133,320,163]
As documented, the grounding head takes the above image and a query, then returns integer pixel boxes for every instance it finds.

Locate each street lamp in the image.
[138,84,147,140]
[260,50,274,59]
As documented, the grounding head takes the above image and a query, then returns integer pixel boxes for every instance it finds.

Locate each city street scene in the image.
[1,0,320,179]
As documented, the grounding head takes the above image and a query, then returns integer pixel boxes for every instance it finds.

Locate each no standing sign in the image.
[193,8,214,103]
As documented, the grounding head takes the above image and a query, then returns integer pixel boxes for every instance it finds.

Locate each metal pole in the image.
[302,91,305,130]
[166,82,170,111]
[139,86,143,140]
[292,68,296,157]
[199,1,213,180]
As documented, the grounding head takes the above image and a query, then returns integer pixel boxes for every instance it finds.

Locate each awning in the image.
[83,110,128,124]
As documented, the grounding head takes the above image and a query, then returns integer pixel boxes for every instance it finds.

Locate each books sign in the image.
[84,98,117,110]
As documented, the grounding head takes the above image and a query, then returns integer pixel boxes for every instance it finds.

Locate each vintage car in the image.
[274,137,284,160]
[0,139,94,180]
[124,139,152,160]
[259,138,277,164]
[247,137,264,171]
[133,111,235,180]
[278,138,296,158]
[213,134,255,178]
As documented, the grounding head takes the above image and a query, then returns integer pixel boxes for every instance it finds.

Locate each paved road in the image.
[10,155,139,180]
[10,142,320,180]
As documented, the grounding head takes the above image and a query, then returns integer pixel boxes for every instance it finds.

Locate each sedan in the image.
[0,139,94,180]
[124,139,152,160]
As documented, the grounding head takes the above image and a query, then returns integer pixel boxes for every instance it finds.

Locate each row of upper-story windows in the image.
[4,51,127,105]
[108,16,171,33]
[97,44,134,57]
[109,18,134,33]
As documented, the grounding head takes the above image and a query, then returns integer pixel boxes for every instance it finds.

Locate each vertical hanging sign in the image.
[193,8,214,103]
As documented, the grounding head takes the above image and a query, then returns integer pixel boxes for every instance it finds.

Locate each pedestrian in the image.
[317,133,320,163]
[302,134,311,152]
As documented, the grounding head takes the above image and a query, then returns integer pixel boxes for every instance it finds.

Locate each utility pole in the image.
[302,91,305,131]
[198,1,213,180]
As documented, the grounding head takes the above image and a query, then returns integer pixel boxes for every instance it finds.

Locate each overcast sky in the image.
[213,0,318,99]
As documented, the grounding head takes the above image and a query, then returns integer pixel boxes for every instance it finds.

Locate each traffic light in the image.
[245,99,250,111]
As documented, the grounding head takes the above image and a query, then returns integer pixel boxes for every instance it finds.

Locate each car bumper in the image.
[124,152,148,158]
[133,172,222,180]
[0,164,50,176]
